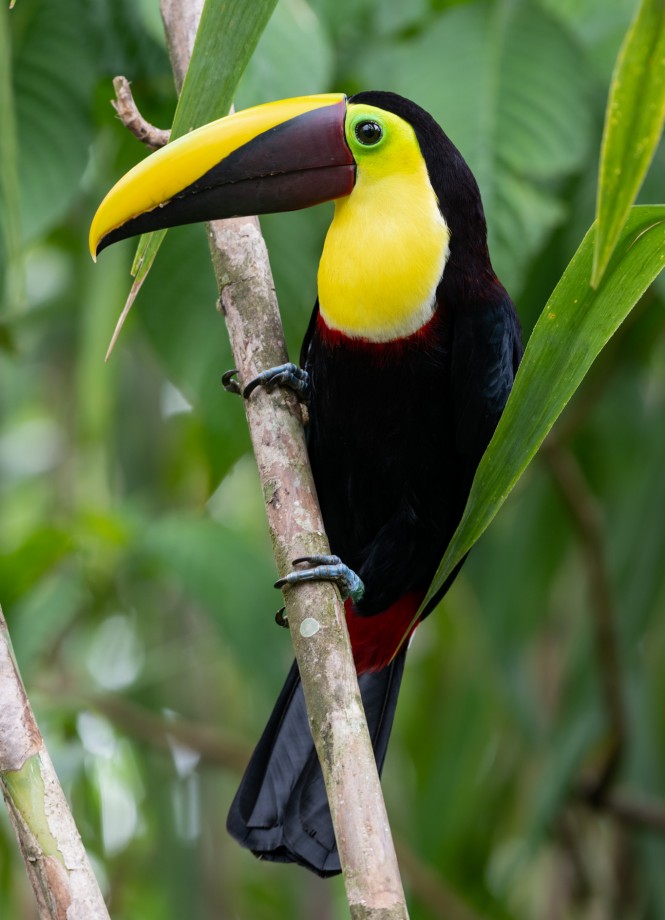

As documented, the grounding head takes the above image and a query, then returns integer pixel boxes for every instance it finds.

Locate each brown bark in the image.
[0,608,110,920]
[111,76,170,150]
[154,2,409,915]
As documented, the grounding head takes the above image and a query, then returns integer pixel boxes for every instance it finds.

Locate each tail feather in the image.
[227,650,407,876]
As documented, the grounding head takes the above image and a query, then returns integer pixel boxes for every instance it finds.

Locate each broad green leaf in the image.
[91,0,169,78]
[372,0,428,36]
[136,223,249,485]
[137,511,281,687]
[421,206,665,614]
[539,0,636,82]
[235,0,333,109]
[0,2,22,311]
[353,0,593,296]
[0,527,73,610]
[261,205,332,349]
[592,0,665,286]
[11,0,95,240]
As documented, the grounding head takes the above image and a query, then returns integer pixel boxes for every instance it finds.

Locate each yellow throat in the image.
[317,103,450,343]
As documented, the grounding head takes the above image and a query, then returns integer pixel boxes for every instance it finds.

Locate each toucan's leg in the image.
[275,554,364,603]
[243,363,310,401]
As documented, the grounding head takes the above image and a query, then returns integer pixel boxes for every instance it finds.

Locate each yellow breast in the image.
[317,113,450,343]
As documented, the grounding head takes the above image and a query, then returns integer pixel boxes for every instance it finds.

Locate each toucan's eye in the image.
[355,120,383,146]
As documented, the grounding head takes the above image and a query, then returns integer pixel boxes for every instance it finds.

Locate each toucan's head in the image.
[90,91,491,340]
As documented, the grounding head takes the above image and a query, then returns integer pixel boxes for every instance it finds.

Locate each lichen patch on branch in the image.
[0,629,41,773]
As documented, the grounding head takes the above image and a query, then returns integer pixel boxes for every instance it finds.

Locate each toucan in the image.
[90,91,522,876]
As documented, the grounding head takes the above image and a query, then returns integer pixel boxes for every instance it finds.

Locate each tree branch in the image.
[89,692,251,772]
[111,76,170,149]
[151,2,409,915]
[47,689,485,920]
[590,787,665,834]
[0,607,110,919]
[543,441,626,800]
[72,687,665,912]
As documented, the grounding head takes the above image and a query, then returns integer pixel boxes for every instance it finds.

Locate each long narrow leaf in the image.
[421,205,665,615]
[108,0,278,351]
[592,0,665,287]
[129,0,277,284]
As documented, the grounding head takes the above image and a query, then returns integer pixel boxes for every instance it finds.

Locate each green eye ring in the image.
[354,120,383,146]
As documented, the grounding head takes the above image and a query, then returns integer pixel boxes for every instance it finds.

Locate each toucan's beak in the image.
[90,94,354,259]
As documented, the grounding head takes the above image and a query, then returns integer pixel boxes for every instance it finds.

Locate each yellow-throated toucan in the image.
[91,91,522,876]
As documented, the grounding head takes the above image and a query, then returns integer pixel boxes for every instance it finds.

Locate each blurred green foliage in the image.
[0,1,664,918]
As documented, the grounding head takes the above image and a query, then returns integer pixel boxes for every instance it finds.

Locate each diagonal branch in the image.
[0,607,110,919]
[543,440,626,799]
[150,1,410,915]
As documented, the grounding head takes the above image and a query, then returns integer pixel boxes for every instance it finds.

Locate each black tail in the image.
[227,649,407,876]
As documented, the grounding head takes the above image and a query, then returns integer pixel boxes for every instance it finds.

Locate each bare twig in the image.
[87,693,665,906]
[150,2,410,916]
[112,76,170,149]
[573,784,665,834]
[83,695,665,839]
[51,688,485,920]
[90,693,251,772]
[543,441,626,799]
[0,607,110,920]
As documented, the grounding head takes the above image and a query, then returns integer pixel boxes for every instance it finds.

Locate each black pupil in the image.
[356,121,382,145]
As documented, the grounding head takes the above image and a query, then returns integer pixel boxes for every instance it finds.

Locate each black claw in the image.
[242,376,264,399]
[243,363,310,401]
[221,369,241,395]
[275,607,289,628]
[292,554,340,566]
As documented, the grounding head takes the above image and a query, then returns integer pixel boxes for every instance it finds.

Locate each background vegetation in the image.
[1,0,664,917]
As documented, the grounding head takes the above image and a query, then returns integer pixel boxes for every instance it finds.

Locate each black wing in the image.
[299,300,320,369]
[451,288,522,471]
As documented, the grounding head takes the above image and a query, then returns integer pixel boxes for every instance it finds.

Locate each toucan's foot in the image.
[243,363,310,401]
[221,368,241,395]
[275,554,364,603]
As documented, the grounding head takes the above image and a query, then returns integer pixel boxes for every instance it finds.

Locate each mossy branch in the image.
[0,607,110,919]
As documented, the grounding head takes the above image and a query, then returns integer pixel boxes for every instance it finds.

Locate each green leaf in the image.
[538,0,636,82]
[0,2,22,311]
[105,229,166,358]
[11,0,95,240]
[171,0,279,135]
[421,206,665,614]
[128,0,278,289]
[0,527,73,610]
[353,0,593,296]
[137,511,281,686]
[136,223,248,485]
[592,0,665,286]
[235,0,333,109]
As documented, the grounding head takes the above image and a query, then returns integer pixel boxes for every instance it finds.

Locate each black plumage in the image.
[228,92,522,875]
